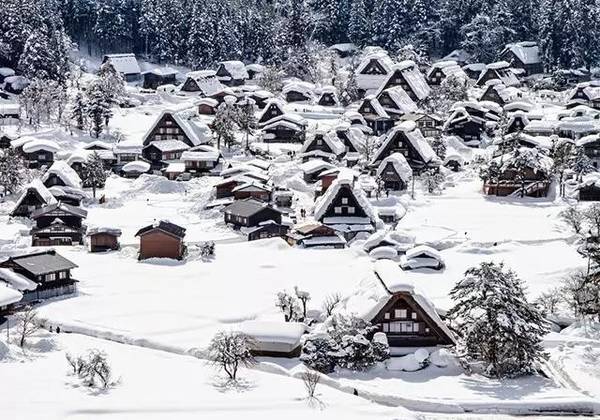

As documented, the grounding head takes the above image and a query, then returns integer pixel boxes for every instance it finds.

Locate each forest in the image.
[1,0,599,82]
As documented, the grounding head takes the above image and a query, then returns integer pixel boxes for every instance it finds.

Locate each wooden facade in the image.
[88,231,121,252]
[484,166,550,197]
[136,222,187,260]
[31,203,87,246]
[24,149,54,169]
[224,200,282,228]
[378,68,420,101]
[233,185,271,202]
[143,71,177,90]
[11,188,51,217]
[258,103,284,125]
[318,92,337,106]
[372,130,433,173]
[378,162,407,190]
[143,112,194,147]
[370,292,455,347]
[247,222,289,241]
[318,184,369,221]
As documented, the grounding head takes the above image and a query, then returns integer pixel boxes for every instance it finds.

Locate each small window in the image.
[382,323,389,332]
[384,312,390,320]
[411,312,417,320]
[425,327,430,333]
[413,323,420,333]
[348,207,355,214]
[395,309,407,318]
[341,197,348,204]
[334,206,342,214]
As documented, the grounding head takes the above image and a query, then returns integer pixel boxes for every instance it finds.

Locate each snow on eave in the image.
[405,245,442,260]
[22,139,60,153]
[299,159,335,174]
[376,152,413,182]
[501,41,540,65]
[379,86,418,114]
[0,283,22,306]
[12,179,57,212]
[219,60,249,80]
[0,267,37,291]
[122,160,151,173]
[103,53,141,75]
[41,161,82,189]
[313,177,378,224]
[372,122,439,165]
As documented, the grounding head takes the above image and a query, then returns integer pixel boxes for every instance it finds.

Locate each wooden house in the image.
[181,146,221,176]
[376,61,431,102]
[143,68,178,90]
[358,95,394,136]
[316,86,339,107]
[87,227,122,252]
[426,60,467,86]
[261,114,307,143]
[282,82,314,103]
[22,139,60,169]
[0,250,78,301]
[0,282,22,316]
[197,98,219,115]
[142,140,189,167]
[3,75,29,94]
[0,102,19,120]
[299,159,335,183]
[232,182,272,202]
[142,110,211,149]
[476,62,520,87]
[577,134,600,169]
[499,42,543,76]
[180,70,224,94]
[257,99,286,126]
[135,220,186,260]
[443,102,498,146]
[249,90,274,109]
[462,63,486,80]
[120,160,151,178]
[245,64,265,81]
[113,143,143,165]
[567,82,600,110]
[376,86,418,120]
[299,131,345,162]
[42,161,83,190]
[335,124,365,165]
[245,220,290,241]
[238,321,306,357]
[313,177,377,238]
[441,49,471,66]
[400,113,444,138]
[578,180,600,201]
[364,260,455,349]
[376,153,413,191]
[10,179,57,217]
[480,81,515,106]
[216,61,249,86]
[371,123,441,173]
[30,202,87,246]
[286,223,346,248]
[355,51,395,94]
[505,112,530,134]
[224,198,282,228]
[483,148,552,197]
[48,186,86,207]
[102,54,141,82]
[317,167,358,194]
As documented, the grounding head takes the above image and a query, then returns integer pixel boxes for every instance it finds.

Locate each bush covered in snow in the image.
[301,314,389,373]
[66,349,115,389]
[207,331,256,381]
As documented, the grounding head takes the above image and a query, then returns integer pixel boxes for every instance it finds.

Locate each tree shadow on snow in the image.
[210,376,256,393]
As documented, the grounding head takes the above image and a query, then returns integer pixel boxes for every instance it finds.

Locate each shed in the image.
[135,220,187,260]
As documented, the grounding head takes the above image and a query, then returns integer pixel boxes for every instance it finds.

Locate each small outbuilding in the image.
[87,227,122,252]
[135,220,187,260]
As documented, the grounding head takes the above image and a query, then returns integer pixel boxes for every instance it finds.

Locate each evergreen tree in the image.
[0,148,27,196]
[81,151,107,198]
[348,0,370,46]
[86,83,112,138]
[71,90,88,131]
[572,146,596,181]
[94,0,130,53]
[97,62,125,103]
[212,101,238,150]
[448,262,548,378]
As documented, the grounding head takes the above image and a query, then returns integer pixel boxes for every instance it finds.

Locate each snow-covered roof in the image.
[379,86,418,114]
[356,51,394,74]
[373,122,440,165]
[22,139,60,153]
[196,98,219,107]
[122,160,151,173]
[12,179,57,212]
[380,61,431,101]
[501,41,540,65]
[478,63,520,87]
[103,53,141,75]
[42,161,82,189]
[145,139,190,152]
[405,245,442,261]
[299,159,335,175]
[245,63,265,73]
[0,267,37,291]
[524,119,558,133]
[218,61,249,80]
[237,321,306,353]
[146,109,212,147]
[0,67,15,77]
[184,71,228,96]
[376,152,413,182]
[180,149,220,162]
[257,98,287,123]
[0,102,19,115]
[428,60,467,79]
[262,113,307,131]
[164,162,186,173]
[83,140,112,150]
[300,131,345,156]
[361,95,389,118]
[314,177,378,225]
[441,49,471,63]
[144,67,178,76]
[10,135,35,149]
[0,283,22,307]
[282,81,315,98]
[87,227,122,237]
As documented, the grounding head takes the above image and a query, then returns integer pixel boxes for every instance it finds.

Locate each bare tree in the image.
[584,204,600,237]
[83,349,113,388]
[322,293,342,318]
[535,288,563,316]
[562,271,600,320]
[66,352,88,376]
[207,331,256,381]
[294,286,311,320]
[276,291,302,322]
[16,306,39,348]
[560,206,584,235]
[301,370,321,399]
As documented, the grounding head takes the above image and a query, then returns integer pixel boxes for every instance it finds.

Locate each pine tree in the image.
[86,83,112,138]
[212,101,238,150]
[71,90,88,131]
[348,0,370,46]
[81,151,108,198]
[237,99,257,150]
[448,262,548,378]
[97,61,125,103]
[0,148,27,196]
[572,146,595,181]
[18,25,55,81]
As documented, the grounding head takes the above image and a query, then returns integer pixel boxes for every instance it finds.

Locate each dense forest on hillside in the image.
[1,0,600,82]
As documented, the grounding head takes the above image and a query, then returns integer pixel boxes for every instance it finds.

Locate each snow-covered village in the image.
[2,0,600,418]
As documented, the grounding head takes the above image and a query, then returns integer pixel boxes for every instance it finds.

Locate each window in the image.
[38,154,46,160]
[59,271,67,279]
[411,312,417,320]
[317,139,323,146]
[383,323,389,332]
[413,323,420,333]
[341,198,348,204]
[395,309,407,318]
[334,206,342,214]
[348,206,355,214]
[45,273,56,281]
[384,312,390,319]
